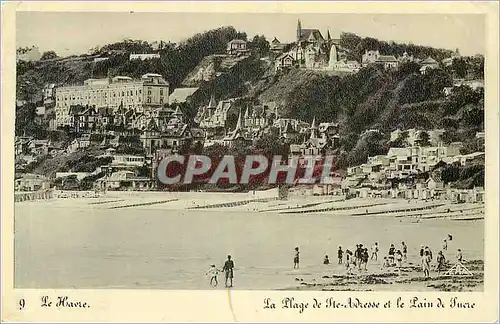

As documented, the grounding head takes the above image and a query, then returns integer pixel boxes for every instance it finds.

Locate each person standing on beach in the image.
[456,249,463,263]
[395,250,403,275]
[422,251,431,278]
[293,247,300,269]
[362,248,369,271]
[371,242,379,261]
[442,239,448,251]
[436,251,446,276]
[222,255,234,288]
[337,246,343,264]
[425,246,433,260]
[345,250,354,274]
[353,245,359,266]
[355,244,363,270]
[401,242,408,262]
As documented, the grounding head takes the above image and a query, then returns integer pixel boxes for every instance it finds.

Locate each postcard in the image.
[2,1,498,322]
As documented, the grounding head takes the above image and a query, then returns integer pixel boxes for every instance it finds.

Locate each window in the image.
[160,89,163,95]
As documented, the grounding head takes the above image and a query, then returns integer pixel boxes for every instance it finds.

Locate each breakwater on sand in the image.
[14,189,54,202]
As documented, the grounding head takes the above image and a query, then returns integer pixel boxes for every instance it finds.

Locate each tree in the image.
[17,70,44,103]
[439,130,458,144]
[339,32,362,51]
[415,131,431,147]
[452,58,468,79]
[390,131,409,148]
[40,51,58,60]
[394,62,421,79]
[249,35,270,57]
[470,55,484,79]
[424,68,452,99]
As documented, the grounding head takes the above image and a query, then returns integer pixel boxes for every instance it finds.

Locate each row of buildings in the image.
[53,73,170,127]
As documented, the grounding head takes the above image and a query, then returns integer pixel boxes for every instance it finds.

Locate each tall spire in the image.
[208,94,216,109]
[173,105,182,116]
[310,117,317,139]
[235,108,243,131]
[297,19,302,41]
[310,127,317,140]
[244,104,250,119]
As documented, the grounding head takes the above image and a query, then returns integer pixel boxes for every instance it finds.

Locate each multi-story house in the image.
[55,73,169,127]
[275,53,295,71]
[227,39,249,56]
[66,134,91,153]
[196,96,236,129]
[362,50,399,69]
[43,83,56,105]
[221,111,252,147]
[419,57,440,74]
[129,53,160,61]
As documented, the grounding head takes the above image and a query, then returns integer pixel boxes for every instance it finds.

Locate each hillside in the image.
[16,27,484,174]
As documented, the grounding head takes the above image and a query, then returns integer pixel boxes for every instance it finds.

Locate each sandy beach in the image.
[14,192,484,291]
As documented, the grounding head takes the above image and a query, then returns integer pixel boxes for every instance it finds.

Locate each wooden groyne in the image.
[14,189,54,202]
[88,199,126,205]
[279,202,390,214]
[349,203,446,216]
[188,197,279,209]
[258,200,342,213]
[108,199,179,209]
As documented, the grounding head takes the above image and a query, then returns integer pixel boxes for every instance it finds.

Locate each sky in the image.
[16,12,485,57]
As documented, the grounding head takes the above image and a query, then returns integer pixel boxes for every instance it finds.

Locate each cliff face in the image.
[181,54,251,87]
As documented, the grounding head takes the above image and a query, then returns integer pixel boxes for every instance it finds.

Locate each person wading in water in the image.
[293,247,300,269]
[222,255,235,288]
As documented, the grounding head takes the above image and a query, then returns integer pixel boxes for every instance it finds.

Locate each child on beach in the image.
[371,242,379,261]
[323,255,330,265]
[381,257,390,270]
[206,264,221,287]
[388,244,395,266]
[338,246,343,264]
[395,250,403,274]
[293,247,300,269]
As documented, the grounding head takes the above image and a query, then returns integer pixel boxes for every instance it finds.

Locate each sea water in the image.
[14,200,484,290]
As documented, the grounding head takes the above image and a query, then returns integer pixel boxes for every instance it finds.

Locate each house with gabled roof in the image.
[420,56,439,74]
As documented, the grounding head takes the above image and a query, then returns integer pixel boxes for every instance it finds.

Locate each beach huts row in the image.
[349,187,484,203]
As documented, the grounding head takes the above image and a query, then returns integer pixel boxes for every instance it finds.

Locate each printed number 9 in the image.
[19,298,26,310]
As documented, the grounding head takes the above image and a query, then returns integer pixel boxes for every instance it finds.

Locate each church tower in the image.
[296,19,302,42]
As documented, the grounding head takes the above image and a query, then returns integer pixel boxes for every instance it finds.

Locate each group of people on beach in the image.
[319,234,464,277]
[420,235,464,277]
[206,235,466,287]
